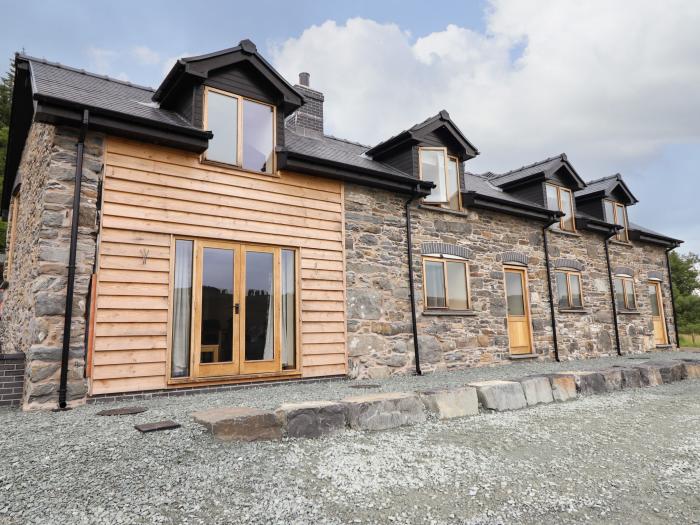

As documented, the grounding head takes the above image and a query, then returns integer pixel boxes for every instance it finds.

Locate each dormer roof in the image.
[575,173,638,205]
[366,110,479,162]
[488,153,586,191]
[154,39,304,115]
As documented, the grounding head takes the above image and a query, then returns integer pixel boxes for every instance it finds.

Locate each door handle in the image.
[234,303,240,314]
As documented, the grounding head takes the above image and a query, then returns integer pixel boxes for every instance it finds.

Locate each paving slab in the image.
[96,406,148,416]
[599,368,623,392]
[556,371,607,395]
[545,374,578,402]
[192,407,282,441]
[276,400,348,438]
[518,376,554,406]
[342,392,425,431]
[134,420,180,433]
[418,386,478,419]
[468,380,527,411]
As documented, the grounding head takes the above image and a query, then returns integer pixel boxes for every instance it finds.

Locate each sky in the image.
[2,0,698,253]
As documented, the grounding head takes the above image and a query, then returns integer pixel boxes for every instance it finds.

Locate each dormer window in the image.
[604,200,629,241]
[419,147,460,210]
[204,87,275,174]
[545,183,575,232]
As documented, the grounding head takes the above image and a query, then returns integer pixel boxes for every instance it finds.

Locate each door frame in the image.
[503,265,535,355]
[648,280,669,346]
[167,236,301,385]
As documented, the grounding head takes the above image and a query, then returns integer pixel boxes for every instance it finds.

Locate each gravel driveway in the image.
[1,353,699,524]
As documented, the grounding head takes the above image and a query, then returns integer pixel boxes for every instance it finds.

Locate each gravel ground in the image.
[1,352,700,524]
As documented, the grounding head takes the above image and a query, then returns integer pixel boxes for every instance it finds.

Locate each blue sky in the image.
[2,0,698,253]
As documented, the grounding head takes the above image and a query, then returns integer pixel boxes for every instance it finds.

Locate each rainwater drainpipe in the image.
[665,245,681,348]
[58,109,89,410]
[405,188,422,376]
[542,218,560,362]
[603,231,623,356]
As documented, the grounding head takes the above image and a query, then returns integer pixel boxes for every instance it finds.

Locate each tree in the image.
[670,251,700,297]
[0,58,15,252]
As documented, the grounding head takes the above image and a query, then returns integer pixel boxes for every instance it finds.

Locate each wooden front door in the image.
[504,268,533,355]
[192,241,280,379]
[648,281,668,346]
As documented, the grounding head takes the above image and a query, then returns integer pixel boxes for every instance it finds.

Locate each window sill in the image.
[200,158,280,178]
[655,344,673,349]
[422,309,477,317]
[558,308,589,314]
[509,353,539,360]
[549,228,581,237]
[417,204,468,217]
[618,309,641,315]
[610,239,633,247]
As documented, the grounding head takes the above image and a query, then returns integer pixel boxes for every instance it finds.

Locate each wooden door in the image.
[504,268,533,355]
[648,281,668,345]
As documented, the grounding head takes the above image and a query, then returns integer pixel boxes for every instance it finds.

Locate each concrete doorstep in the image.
[191,358,700,442]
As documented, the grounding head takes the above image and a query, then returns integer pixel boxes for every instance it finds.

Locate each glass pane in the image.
[281,250,296,369]
[171,240,193,377]
[425,261,446,307]
[615,204,627,240]
[200,248,234,364]
[649,284,660,316]
[245,251,274,361]
[505,271,525,316]
[604,200,615,223]
[546,185,559,211]
[560,190,574,231]
[446,262,468,310]
[570,274,582,307]
[446,158,460,210]
[242,99,274,173]
[625,279,636,309]
[555,272,569,308]
[206,91,238,165]
[614,278,625,309]
[421,150,447,203]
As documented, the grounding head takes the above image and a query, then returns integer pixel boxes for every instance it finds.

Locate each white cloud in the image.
[86,46,118,75]
[161,52,193,77]
[131,45,161,65]
[270,2,700,176]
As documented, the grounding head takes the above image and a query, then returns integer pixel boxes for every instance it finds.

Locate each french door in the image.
[171,239,297,381]
[504,267,534,355]
[648,281,668,346]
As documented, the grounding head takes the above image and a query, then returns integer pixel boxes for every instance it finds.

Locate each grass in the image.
[680,333,700,348]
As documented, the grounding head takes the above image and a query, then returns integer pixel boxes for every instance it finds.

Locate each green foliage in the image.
[0,58,15,252]
[670,250,700,344]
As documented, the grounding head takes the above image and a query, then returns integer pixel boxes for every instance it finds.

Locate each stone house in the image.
[0,40,682,409]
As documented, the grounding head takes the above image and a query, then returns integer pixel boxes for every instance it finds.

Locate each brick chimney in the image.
[287,72,324,135]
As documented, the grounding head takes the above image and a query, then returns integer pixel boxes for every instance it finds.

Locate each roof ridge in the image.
[322,134,371,149]
[585,174,620,185]
[19,53,155,92]
[492,153,566,179]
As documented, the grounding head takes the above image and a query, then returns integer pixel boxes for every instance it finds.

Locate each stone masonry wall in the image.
[345,183,555,379]
[609,241,677,353]
[547,229,617,359]
[0,123,104,409]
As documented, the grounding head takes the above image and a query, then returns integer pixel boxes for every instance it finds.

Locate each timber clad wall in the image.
[90,137,346,395]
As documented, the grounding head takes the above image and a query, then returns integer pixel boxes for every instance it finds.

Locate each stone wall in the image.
[0,123,104,409]
[547,229,617,359]
[609,241,677,353]
[345,183,555,379]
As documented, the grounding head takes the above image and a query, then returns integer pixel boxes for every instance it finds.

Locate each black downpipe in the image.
[666,246,681,348]
[542,222,560,362]
[58,109,89,410]
[405,190,422,376]
[603,234,622,356]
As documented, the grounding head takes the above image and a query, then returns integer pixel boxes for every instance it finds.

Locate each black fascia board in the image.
[461,190,561,222]
[574,188,606,203]
[554,162,586,191]
[497,172,546,190]
[575,216,619,235]
[279,150,433,195]
[628,228,682,248]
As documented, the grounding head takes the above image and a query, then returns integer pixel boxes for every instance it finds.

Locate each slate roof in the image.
[574,174,638,203]
[24,56,201,131]
[284,128,416,178]
[629,222,682,244]
[487,154,568,186]
[463,172,553,211]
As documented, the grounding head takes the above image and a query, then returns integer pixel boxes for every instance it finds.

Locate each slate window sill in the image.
[549,228,581,238]
[422,309,478,317]
[618,309,641,315]
[558,308,589,314]
[509,353,539,360]
[610,240,633,247]
[417,204,469,218]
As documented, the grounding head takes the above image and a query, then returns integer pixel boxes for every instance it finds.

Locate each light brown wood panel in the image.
[90,136,347,396]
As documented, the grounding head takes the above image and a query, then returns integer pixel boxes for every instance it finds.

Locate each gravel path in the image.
[1,352,699,524]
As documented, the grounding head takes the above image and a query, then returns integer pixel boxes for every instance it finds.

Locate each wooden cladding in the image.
[90,137,347,395]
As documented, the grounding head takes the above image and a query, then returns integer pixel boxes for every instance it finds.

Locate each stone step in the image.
[468,380,527,411]
[554,371,607,395]
[341,392,426,431]
[639,360,686,383]
[192,407,282,442]
[418,386,478,419]
[276,400,348,439]
[543,374,577,402]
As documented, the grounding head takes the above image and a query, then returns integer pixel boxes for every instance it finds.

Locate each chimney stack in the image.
[287,71,324,135]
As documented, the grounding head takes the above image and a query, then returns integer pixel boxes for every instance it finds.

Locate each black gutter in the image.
[603,232,623,356]
[405,189,422,376]
[541,221,560,362]
[461,191,561,223]
[58,109,89,410]
[665,246,681,348]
